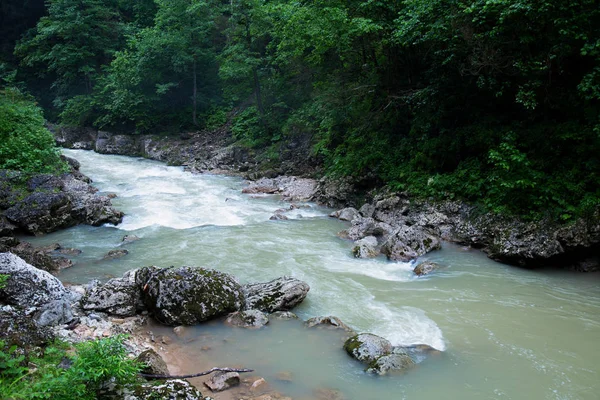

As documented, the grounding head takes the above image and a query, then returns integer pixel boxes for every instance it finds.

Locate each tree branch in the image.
[140,367,254,380]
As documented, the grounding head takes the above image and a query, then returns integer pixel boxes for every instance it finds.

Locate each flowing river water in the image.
[24,149,600,400]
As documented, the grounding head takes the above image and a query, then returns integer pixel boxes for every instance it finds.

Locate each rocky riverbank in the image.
[48,125,599,272]
[1,252,439,399]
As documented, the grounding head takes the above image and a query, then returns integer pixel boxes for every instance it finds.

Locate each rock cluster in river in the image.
[330,190,600,270]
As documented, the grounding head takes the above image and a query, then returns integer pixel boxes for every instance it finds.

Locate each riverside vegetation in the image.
[0,0,598,221]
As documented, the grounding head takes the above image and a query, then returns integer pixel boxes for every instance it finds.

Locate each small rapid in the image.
[23,149,600,399]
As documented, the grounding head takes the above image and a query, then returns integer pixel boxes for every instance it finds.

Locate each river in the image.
[24,149,600,400]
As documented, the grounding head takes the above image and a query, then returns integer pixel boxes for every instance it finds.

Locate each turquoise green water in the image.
[24,150,600,399]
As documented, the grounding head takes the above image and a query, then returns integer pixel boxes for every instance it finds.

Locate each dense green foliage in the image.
[0,336,142,399]
[4,0,600,219]
[0,87,66,173]
[0,274,7,289]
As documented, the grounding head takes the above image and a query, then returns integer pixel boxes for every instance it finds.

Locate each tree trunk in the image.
[192,57,197,126]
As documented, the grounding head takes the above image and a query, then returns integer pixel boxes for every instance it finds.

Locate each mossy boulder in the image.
[136,349,169,379]
[243,276,309,312]
[137,266,245,326]
[343,333,393,364]
[366,349,416,375]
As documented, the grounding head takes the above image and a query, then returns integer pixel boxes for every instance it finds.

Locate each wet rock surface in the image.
[343,333,393,364]
[137,348,170,379]
[137,266,245,325]
[243,276,310,313]
[225,309,269,329]
[414,261,442,276]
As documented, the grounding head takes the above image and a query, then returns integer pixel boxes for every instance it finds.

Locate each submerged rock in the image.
[243,276,309,313]
[137,266,245,325]
[204,371,240,392]
[225,309,269,329]
[381,225,441,262]
[103,249,129,260]
[270,311,299,320]
[305,316,356,336]
[122,235,140,244]
[343,333,393,364]
[413,261,442,276]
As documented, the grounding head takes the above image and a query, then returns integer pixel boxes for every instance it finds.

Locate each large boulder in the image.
[137,266,245,325]
[343,333,393,364]
[204,371,240,392]
[243,276,310,313]
[381,226,441,262]
[81,270,143,317]
[330,207,360,222]
[0,252,73,326]
[0,171,123,235]
[104,379,204,400]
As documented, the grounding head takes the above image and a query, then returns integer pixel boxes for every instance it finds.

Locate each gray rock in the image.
[343,333,393,364]
[359,203,376,219]
[341,217,392,241]
[137,349,169,379]
[270,311,299,320]
[269,213,288,221]
[34,298,73,326]
[366,350,416,375]
[137,266,245,325]
[204,371,240,392]
[103,249,129,260]
[106,379,204,400]
[243,276,309,313]
[351,236,379,258]
[95,132,142,156]
[0,253,71,308]
[330,207,360,222]
[381,226,441,262]
[0,306,54,348]
[225,309,269,329]
[82,270,142,317]
[305,316,356,336]
[413,261,441,276]
[53,126,97,150]
[122,235,140,244]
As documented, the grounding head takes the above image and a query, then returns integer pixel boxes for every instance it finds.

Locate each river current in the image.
[25,149,600,400]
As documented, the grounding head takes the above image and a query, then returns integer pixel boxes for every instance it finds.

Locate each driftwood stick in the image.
[140,367,253,380]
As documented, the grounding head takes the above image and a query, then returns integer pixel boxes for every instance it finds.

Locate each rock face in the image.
[1,239,72,273]
[137,266,245,325]
[81,270,143,317]
[243,276,310,313]
[0,252,74,325]
[96,131,141,156]
[204,371,240,392]
[380,226,441,262]
[330,207,360,222]
[343,333,393,364]
[0,170,123,235]
[225,309,269,329]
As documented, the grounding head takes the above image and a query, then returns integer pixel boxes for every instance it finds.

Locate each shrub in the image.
[0,88,67,174]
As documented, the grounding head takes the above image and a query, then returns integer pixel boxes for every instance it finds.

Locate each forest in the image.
[1,0,599,221]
